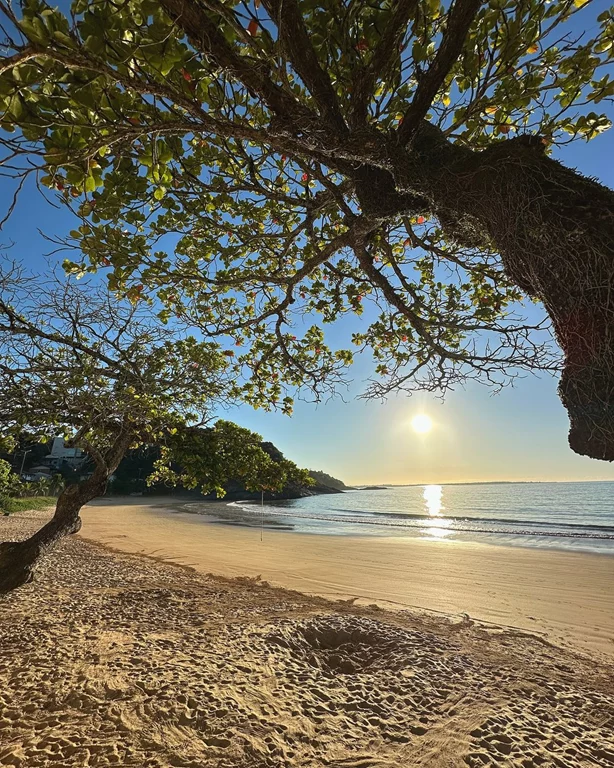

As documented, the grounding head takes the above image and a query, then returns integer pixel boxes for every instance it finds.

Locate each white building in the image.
[22,465,52,482]
[44,437,86,469]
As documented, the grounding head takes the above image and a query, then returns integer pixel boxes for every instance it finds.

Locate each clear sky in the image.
[3,4,614,486]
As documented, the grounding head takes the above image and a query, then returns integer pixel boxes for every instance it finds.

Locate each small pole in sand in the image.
[260,489,264,542]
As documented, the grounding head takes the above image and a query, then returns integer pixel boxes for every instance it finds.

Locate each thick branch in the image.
[350,0,420,125]
[158,0,306,119]
[398,0,483,143]
[4,45,303,158]
[0,49,39,74]
[263,0,346,133]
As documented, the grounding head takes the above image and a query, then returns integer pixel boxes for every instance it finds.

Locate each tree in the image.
[0,262,309,592]
[0,0,612,458]
[149,423,313,497]
[0,458,19,495]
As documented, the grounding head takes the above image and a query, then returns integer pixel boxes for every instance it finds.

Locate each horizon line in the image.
[345,478,614,487]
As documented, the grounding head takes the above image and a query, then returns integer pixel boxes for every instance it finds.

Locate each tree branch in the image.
[354,238,468,362]
[262,0,347,133]
[397,0,483,143]
[76,436,108,473]
[158,0,308,119]
[0,49,39,75]
[350,0,420,126]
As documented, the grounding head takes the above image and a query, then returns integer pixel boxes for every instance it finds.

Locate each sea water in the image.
[215,482,614,554]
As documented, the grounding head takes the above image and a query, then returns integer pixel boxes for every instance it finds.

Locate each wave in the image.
[325,507,614,533]
[219,502,614,541]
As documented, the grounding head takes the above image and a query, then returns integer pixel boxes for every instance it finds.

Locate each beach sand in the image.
[1,507,613,768]
[80,497,614,660]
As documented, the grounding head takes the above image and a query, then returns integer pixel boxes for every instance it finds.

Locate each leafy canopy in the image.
[0,262,307,494]
[0,0,611,398]
[149,421,312,497]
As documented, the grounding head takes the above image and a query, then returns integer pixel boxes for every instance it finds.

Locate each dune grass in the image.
[0,496,56,515]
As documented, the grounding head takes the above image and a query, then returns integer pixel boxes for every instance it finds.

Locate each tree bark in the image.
[0,473,108,593]
[386,127,614,461]
[0,432,133,593]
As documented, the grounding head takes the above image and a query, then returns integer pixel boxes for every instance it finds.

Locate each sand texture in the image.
[81,498,614,659]
[1,509,614,768]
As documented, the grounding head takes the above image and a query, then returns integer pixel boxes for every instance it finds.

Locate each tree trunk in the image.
[395,127,614,461]
[0,428,135,593]
[0,473,108,594]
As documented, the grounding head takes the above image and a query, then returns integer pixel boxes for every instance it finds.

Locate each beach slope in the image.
[80,498,614,659]
[0,508,613,768]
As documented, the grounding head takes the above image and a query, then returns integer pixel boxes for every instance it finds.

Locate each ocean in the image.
[210,482,614,555]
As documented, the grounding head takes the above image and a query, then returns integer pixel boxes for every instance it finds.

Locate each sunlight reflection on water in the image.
[422,485,453,539]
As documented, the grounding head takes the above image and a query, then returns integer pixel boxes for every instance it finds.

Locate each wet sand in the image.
[1,507,614,768]
[80,497,614,660]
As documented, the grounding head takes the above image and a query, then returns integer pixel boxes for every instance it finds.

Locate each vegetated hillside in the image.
[216,444,344,501]
[308,470,351,491]
[112,440,345,499]
[4,434,348,501]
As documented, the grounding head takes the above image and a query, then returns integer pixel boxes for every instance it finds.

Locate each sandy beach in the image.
[80,497,614,660]
[1,506,614,768]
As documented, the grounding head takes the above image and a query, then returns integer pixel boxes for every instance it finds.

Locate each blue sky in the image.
[3,3,614,485]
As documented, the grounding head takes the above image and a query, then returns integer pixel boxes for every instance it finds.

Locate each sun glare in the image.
[411,414,433,434]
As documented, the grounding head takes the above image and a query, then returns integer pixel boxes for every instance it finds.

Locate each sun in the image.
[411,414,433,434]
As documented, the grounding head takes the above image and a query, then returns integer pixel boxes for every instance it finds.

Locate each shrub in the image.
[0,496,56,516]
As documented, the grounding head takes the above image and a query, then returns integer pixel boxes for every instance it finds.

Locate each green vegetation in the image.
[149,421,312,499]
[0,497,56,516]
[0,459,18,497]
[308,471,349,491]
[0,0,613,457]
[2,432,320,501]
[0,457,62,516]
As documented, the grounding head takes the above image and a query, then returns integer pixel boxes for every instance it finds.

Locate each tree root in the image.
[0,540,39,594]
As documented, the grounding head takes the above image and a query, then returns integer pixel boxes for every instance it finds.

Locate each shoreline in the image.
[81,497,614,660]
[188,497,614,556]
